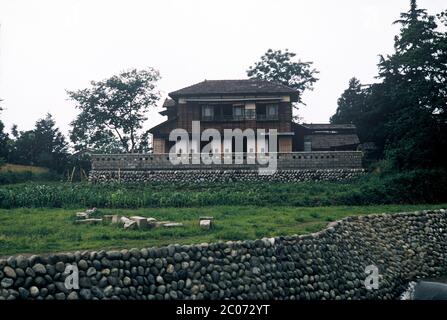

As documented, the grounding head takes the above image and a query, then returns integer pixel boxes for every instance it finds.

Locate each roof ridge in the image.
[169,79,299,98]
[303,123,356,125]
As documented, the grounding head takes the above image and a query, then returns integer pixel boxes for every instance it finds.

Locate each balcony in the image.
[201,103,280,122]
[202,114,279,122]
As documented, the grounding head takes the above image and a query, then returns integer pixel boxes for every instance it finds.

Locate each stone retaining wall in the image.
[89,169,365,183]
[1,209,446,300]
[90,151,364,183]
[91,151,363,171]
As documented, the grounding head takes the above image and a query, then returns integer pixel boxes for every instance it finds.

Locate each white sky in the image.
[0,0,445,137]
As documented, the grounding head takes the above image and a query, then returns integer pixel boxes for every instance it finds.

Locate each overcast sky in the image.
[0,0,445,137]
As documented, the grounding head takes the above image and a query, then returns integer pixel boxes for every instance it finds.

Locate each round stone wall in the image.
[1,209,446,300]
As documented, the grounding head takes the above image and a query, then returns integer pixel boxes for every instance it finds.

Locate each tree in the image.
[68,68,161,153]
[377,0,447,169]
[330,78,367,125]
[9,114,69,172]
[330,1,447,170]
[0,105,10,162]
[0,121,10,161]
[330,78,394,152]
[438,9,447,26]
[10,124,19,139]
[247,49,319,108]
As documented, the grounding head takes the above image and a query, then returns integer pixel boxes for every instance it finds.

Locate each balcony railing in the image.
[202,114,278,121]
[256,114,279,121]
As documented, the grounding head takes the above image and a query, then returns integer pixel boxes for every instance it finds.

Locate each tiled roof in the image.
[148,118,176,135]
[301,123,356,130]
[169,79,298,98]
[309,134,360,149]
[162,98,176,108]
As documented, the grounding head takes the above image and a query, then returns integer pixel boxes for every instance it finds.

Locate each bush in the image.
[336,168,447,205]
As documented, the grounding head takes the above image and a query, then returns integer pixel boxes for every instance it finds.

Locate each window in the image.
[245,109,256,120]
[233,105,244,119]
[266,104,278,118]
[304,135,312,151]
[202,105,214,120]
[222,104,232,117]
[256,104,267,117]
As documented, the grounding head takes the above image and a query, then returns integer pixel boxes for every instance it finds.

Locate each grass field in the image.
[1,170,446,256]
[0,203,445,256]
[0,163,49,174]
[0,164,57,185]
[1,169,447,209]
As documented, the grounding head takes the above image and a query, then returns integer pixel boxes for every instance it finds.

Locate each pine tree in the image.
[331,1,447,170]
[330,78,366,125]
[9,114,69,172]
[378,0,447,169]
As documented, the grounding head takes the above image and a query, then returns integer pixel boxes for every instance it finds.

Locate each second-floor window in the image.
[245,109,256,120]
[256,103,279,120]
[266,104,278,118]
[233,105,244,119]
[202,105,214,120]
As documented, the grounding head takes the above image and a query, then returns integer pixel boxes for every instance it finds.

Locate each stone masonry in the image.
[1,209,446,300]
[89,151,364,183]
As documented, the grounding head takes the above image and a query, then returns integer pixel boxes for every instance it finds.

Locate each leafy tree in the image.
[0,121,10,161]
[438,9,447,26]
[10,124,19,139]
[9,114,69,172]
[68,68,161,153]
[247,49,319,108]
[0,105,10,162]
[135,130,152,153]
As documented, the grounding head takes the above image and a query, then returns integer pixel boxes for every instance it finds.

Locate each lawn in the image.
[0,203,445,256]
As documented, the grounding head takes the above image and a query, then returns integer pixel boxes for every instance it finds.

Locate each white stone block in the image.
[76,212,90,219]
[200,219,212,230]
[123,220,137,230]
[75,218,102,224]
[130,216,149,229]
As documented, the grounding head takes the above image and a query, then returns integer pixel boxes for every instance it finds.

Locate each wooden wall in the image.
[176,101,292,133]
